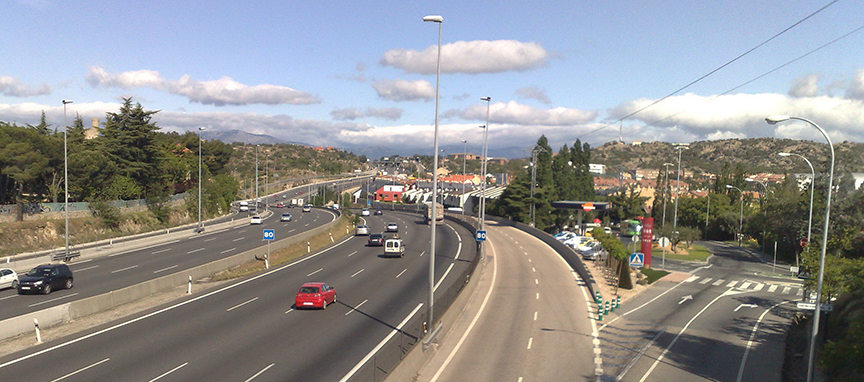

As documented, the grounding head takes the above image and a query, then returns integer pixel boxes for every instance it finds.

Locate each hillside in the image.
[590,138,864,176]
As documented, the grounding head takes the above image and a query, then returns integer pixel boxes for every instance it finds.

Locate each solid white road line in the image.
[736,301,788,382]
[307,268,323,277]
[111,265,139,274]
[0,295,18,301]
[27,293,78,307]
[226,297,259,312]
[284,308,294,314]
[433,263,455,292]
[0,233,358,370]
[50,358,110,382]
[339,303,424,382]
[153,265,178,274]
[243,363,274,382]
[396,269,407,278]
[148,362,188,382]
[348,251,357,257]
[351,269,364,278]
[429,237,499,382]
[345,299,368,316]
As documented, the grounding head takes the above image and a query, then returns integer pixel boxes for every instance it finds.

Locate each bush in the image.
[88,199,121,230]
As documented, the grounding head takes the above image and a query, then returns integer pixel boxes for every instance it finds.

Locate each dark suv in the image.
[17,264,74,295]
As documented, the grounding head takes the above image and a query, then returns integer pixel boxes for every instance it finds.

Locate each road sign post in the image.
[263,229,275,269]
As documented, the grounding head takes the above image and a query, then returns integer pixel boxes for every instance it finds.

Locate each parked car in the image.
[0,268,19,290]
[563,235,591,248]
[574,239,600,253]
[276,203,284,208]
[17,264,73,295]
[581,244,604,261]
[374,210,383,215]
[355,225,370,236]
[361,209,371,216]
[367,233,385,246]
[280,213,292,222]
[294,282,336,309]
[386,222,399,232]
[250,216,262,225]
[302,205,312,212]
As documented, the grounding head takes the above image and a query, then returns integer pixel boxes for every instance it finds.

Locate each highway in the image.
[0,176,371,322]
[596,241,801,382]
[419,222,598,382]
[0,210,478,381]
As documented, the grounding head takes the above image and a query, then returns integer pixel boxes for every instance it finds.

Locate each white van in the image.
[384,238,406,258]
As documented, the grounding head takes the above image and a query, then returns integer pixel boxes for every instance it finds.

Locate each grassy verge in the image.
[640,268,670,284]
[656,244,712,262]
[212,215,354,281]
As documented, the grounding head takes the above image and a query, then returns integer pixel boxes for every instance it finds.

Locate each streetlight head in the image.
[461,139,467,143]
[479,125,486,129]
[777,152,791,157]
[62,100,73,104]
[664,162,673,166]
[765,115,790,124]
[725,185,734,189]
[198,127,206,131]
[745,178,754,183]
[480,96,491,102]
[423,15,443,23]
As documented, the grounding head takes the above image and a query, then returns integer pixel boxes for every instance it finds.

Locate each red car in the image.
[294,282,336,309]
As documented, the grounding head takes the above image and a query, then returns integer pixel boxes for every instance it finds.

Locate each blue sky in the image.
[2,0,863,158]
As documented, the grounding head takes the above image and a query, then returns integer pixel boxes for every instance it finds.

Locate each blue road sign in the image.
[476,230,487,242]
[263,229,275,241]
[629,252,644,268]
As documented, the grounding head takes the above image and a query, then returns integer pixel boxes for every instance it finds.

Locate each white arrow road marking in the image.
[735,304,758,312]
[678,295,693,304]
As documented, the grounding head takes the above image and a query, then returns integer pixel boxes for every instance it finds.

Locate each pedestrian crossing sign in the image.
[629,253,644,268]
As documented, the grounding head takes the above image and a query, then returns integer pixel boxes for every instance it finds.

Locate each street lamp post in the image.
[423,13,443,328]
[726,185,743,247]
[662,162,673,228]
[746,178,769,253]
[672,146,685,231]
[62,100,73,258]
[197,127,205,233]
[767,116,834,382]
[778,152,815,268]
[461,139,467,216]
[480,96,491,263]
[255,145,259,212]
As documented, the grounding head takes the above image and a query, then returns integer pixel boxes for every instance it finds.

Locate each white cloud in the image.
[515,86,551,104]
[846,69,864,100]
[86,66,320,106]
[381,40,548,75]
[0,76,51,97]
[460,101,597,126]
[788,74,819,98]
[331,107,403,121]
[372,79,434,101]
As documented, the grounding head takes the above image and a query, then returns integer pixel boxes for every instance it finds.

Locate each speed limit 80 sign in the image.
[263,229,275,241]
[476,230,487,242]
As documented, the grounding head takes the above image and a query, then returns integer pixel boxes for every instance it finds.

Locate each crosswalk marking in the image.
[713,279,725,286]
[684,275,699,283]
[679,276,802,296]
[768,285,778,293]
[727,280,738,288]
[782,286,791,294]
[739,282,752,289]
[753,283,764,291]
[699,278,712,284]
[797,289,803,296]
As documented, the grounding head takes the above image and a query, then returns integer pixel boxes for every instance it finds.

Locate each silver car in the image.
[355,224,370,236]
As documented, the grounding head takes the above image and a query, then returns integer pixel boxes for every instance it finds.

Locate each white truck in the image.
[384,238,406,258]
[425,202,444,225]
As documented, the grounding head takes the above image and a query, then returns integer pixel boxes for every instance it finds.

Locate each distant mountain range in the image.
[201,130,301,146]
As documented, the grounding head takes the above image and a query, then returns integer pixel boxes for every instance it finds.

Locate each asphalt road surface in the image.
[596,241,802,382]
[0,211,477,381]
[420,221,598,382]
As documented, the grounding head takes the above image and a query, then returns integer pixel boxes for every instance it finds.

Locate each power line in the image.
[578,0,841,141]
[624,23,864,138]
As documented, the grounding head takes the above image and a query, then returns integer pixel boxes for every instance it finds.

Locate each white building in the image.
[589,163,606,175]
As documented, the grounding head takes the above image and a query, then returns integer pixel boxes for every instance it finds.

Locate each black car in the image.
[374,210,383,215]
[17,264,74,295]
[367,233,385,246]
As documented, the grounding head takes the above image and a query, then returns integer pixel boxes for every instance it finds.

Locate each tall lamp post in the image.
[778,152,815,268]
[672,146,685,232]
[662,162,673,228]
[767,116,834,382]
[255,145,259,211]
[745,178,769,253]
[726,185,744,247]
[197,127,205,233]
[480,96,491,263]
[423,13,443,328]
[461,139,467,216]
[62,100,73,258]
